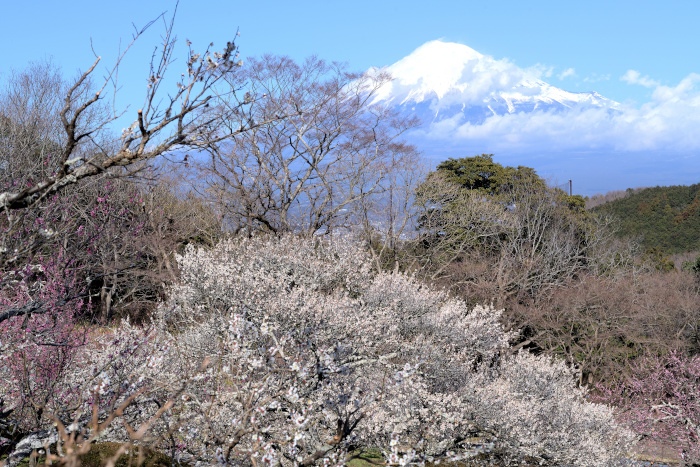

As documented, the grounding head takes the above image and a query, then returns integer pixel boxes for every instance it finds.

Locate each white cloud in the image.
[621,69,660,88]
[557,68,576,79]
[583,73,611,83]
[419,72,700,154]
[526,63,554,79]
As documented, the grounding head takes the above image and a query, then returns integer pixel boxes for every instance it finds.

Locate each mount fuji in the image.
[371,41,619,127]
[367,41,669,195]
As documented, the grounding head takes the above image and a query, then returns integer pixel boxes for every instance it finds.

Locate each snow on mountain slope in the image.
[370,40,619,123]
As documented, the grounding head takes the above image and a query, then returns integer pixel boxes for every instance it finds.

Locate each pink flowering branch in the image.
[597,351,700,463]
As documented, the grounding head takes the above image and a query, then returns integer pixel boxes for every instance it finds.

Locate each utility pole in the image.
[569,179,572,196]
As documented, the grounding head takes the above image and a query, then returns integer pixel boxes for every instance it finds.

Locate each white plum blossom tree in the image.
[6,235,636,466]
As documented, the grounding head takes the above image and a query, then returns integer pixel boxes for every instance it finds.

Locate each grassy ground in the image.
[78,443,172,467]
[1,443,172,467]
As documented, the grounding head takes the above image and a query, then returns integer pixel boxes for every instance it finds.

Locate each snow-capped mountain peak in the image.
[374,40,484,101]
[371,40,618,121]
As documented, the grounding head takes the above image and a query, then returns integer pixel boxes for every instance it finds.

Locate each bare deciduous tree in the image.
[357,149,427,272]
[0,9,275,216]
[196,55,419,236]
[409,171,622,303]
[512,269,700,385]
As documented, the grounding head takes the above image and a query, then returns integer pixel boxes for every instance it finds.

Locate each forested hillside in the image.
[592,183,700,254]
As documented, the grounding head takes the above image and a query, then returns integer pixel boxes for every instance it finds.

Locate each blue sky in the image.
[2,1,699,194]
[4,0,698,104]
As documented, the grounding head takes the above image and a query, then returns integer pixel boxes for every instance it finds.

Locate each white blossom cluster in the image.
[66,235,634,466]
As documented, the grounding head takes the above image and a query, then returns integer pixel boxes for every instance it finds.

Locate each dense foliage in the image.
[411,154,613,301]
[432,154,544,195]
[592,183,700,254]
